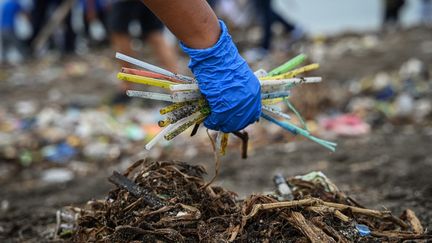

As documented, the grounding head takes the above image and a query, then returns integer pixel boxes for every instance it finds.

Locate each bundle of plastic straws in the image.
[115,52,337,155]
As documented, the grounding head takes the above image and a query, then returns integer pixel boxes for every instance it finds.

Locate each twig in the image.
[232,131,249,159]
[401,209,424,234]
[306,206,350,222]
[243,198,395,223]
[202,129,221,189]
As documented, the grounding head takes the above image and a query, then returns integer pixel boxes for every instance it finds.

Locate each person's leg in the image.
[139,4,178,72]
[63,9,76,53]
[260,0,273,51]
[108,1,135,96]
[273,11,295,33]
[146,31,178,72]
[30,0,48,47]
[108,1,134,69]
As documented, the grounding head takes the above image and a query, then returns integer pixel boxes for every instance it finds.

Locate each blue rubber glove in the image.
[180,20,261,133]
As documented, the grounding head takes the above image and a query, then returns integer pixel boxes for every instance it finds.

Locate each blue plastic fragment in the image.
[355,224,371,237]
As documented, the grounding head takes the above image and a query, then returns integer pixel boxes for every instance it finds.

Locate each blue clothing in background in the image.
[80,0,108,11]
[0,0,22,31]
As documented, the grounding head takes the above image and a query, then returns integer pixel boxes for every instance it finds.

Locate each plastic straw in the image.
[171,90,202,102]
[126,90,174,102]
[261,63,320,80]
[261,91,291,100]
[145,123,175,150]
[267,54,306,76]
[254,69,268,78]
[261,113,336,152]
[159,99,205,114]
[117,72,177,89]
[121,67,185,83]
[260,77,322,87]
[164,112,207,141]
[262,98,284,105]
[116,52,195,83]
[262,105,291,120]
[170,83,199,91]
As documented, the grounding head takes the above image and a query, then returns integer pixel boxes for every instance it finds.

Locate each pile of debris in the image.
[61,160,431,242]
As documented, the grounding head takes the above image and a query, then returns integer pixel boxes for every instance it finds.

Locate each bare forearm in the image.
[140,0,220,49]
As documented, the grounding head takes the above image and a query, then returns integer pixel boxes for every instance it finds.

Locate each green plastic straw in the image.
[284,98,308,131]
[267,54,307,77]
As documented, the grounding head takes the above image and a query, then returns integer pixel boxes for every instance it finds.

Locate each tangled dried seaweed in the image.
[65,160,431,242]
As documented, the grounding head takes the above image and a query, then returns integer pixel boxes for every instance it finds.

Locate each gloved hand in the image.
[180,20,261,133]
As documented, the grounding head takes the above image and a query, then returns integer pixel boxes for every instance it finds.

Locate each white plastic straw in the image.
[170,83,199,91]
[126,90,174,102]
[145,111,203,150]
[171,91,202,102]
[145,124,175,150]
[260,77,322,86]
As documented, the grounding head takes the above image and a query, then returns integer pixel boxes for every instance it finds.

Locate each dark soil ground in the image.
[1,27,432,242]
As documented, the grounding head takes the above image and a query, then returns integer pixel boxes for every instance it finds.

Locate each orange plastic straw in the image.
[121,67,185,83]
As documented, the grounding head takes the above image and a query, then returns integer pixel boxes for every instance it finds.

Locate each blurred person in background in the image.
[81,0,109,46]
[420,0,432,25]
[244,0,303,62]
[30,0,76,54]
[108,0,178,103]
[0,0,27,64]
[382,0,406,29]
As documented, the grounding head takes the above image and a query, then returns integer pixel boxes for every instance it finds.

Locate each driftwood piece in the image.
[401,209,424,234]
[287,211,336,243]
[311,217,350,243]
[108,171,166,208]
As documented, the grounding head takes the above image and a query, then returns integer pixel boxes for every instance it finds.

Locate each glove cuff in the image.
[179,20,230,63]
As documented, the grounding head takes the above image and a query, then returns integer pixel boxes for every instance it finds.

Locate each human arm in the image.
[140,0,261,132]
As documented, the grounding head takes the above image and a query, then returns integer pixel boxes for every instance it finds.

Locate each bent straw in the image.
[261,113,336,152]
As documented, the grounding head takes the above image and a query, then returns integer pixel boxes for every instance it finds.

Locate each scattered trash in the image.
[273,173,294,200]
[320,114,371,137]
[41,168,74,183]
[355,223,371,237]
[60,160,432,242]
